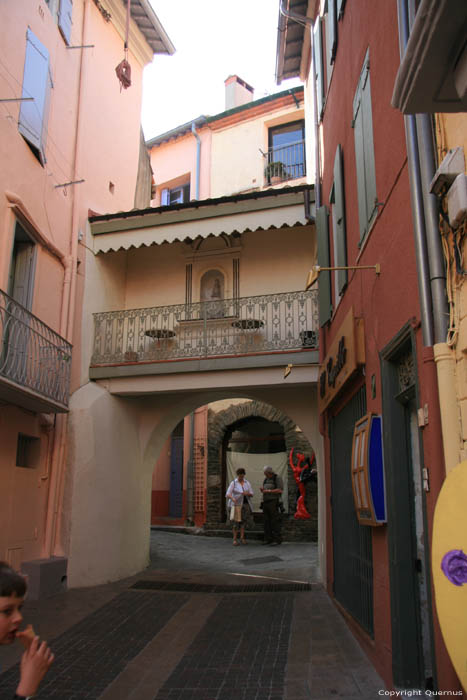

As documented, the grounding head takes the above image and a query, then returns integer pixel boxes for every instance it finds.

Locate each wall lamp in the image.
[284,362,316,379]
[305,263,381,290]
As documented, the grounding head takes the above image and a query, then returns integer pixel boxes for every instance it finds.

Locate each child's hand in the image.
[16,636,54,697]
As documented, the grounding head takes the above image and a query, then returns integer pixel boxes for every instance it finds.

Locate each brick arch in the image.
[205,400,317,540]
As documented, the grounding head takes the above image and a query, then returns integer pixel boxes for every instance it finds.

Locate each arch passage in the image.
[206,400,317,540]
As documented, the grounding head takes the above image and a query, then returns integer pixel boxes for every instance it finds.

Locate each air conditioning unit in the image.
[447,173,467,228]
[429,147,465,196]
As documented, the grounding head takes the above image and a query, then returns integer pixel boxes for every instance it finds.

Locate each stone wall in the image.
[206,400,317,541]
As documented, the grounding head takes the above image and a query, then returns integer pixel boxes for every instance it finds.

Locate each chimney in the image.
[224,75,254,111]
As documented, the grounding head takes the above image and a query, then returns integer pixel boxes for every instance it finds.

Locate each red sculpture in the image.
[289,448,317,520]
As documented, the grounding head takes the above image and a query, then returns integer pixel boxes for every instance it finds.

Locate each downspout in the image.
[397,0,459,472]
[397,0,434,347]
[191,121,201,200]
[43,0,90,559]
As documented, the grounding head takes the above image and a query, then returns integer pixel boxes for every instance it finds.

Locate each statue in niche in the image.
[201,270,225,318]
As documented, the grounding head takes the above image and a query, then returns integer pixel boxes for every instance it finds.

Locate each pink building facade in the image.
[0,0,173,597]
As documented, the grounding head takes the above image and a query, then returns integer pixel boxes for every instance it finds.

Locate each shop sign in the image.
[318,307,365,412]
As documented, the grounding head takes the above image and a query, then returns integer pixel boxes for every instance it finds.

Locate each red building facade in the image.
[304,0,461,692]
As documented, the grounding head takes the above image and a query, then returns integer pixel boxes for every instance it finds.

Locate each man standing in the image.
[260,465,284,545]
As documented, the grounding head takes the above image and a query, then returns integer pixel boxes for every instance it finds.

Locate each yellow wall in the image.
[210,106,306,198]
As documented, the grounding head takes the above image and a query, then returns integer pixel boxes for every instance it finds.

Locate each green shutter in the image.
[352,50,377,241]
[361,66,377,228]
[333,144,347,294]
[313,18,325,121]
[316,205,332,326]
[327,0,337,64]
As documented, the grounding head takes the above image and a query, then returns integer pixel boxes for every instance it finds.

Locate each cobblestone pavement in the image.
[0,530,385,699]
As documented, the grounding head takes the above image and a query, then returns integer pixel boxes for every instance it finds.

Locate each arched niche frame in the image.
[183,233,242,305]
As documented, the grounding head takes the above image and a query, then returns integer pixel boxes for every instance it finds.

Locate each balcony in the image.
[0,290,72,413]
[90,291,318,375]
[265,140,306,185]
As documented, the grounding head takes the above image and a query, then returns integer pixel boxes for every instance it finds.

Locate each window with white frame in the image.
[161,183,191,206]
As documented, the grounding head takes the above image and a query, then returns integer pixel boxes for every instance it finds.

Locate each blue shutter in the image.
[333,144,347,294]
[337,0,346,18]
[313,18,325,121]
[316,205,332,327]
[58,0,73,45]
[18,29,51,165]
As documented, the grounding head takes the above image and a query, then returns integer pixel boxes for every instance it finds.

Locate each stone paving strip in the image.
[0,591,188,699]
[152,593,293,700]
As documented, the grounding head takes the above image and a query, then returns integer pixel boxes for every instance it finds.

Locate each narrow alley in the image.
[0,530,384,699]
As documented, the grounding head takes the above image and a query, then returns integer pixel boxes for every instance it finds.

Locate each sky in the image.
[141,0,301,141]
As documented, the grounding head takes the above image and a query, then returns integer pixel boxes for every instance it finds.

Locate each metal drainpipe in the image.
[415,114,449,343]
[396,0,434,347]
[191,122,201,200]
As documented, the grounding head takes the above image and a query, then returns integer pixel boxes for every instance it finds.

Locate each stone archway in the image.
[206,400,317,540]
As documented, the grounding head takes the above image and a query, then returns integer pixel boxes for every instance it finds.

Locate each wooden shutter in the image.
[316,205,332,326]
[333,144,347,294]
[58,0,73,45]
[361,63,377,229]
[161,188,169,206]
[352,51,377,241]
[327,0,337,64]
[19,29,51,165]
[313,18,325,121]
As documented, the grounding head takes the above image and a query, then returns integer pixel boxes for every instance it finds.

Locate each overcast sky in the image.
[142,0,301,140]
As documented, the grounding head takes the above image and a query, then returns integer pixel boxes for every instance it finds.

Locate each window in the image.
[313,17,325,121]
[316,205,332,327]
[16,434,40,468]
[352,50,377,242]
[161,183,190,206]
[266,120,305,183]
[18,29,52,165]
[330,144,347,303]
[45,0,73,45]
[8,221,36,310]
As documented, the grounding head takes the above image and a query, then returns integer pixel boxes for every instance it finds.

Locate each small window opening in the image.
[16,433,41,469]
[109,181,115,195]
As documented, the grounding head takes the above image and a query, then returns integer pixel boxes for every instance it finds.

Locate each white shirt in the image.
[226,478,254,506]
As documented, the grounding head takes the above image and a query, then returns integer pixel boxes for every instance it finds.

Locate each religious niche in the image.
[200,269,225,318]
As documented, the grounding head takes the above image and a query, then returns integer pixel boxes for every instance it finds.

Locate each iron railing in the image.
[265,140,306,183]
[91,290,319,366]
[0,289,72,408]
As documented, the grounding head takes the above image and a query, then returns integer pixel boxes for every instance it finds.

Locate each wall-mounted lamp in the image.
[284,362,315,379]
[305,263,381,290]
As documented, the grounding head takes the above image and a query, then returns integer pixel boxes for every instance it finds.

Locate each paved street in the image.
[0,530,385,699]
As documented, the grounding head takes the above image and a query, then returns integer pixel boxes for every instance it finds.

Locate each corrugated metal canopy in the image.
[90,185,315,254]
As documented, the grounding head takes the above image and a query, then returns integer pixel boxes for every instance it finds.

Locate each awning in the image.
[90,186,314,254]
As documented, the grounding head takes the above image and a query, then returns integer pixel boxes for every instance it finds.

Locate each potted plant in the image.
[264,161,288,184]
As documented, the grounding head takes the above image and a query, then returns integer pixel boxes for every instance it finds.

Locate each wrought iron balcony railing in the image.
[265,140,306,183]
[0,289,72,409]
[91,290,319,366]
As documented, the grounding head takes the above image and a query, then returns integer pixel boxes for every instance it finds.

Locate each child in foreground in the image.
[0,561,54,699]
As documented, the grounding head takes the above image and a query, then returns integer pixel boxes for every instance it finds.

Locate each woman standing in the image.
[226,468,254,546]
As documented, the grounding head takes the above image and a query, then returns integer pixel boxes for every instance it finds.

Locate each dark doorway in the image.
[381,331,434,689]
[330,384,374,635]
[169,420,184,518]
